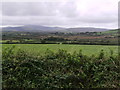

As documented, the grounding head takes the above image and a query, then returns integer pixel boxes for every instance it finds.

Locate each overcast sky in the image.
[0,0,119,29]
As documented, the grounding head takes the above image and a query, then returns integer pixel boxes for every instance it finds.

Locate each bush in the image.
[2,46,120,88]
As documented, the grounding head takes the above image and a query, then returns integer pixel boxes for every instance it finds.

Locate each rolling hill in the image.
[2,25,112,33]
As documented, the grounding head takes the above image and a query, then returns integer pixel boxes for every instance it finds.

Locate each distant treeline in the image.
[2,37,119,45]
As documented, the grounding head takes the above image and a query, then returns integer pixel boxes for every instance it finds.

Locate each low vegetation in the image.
[2,46,120,88]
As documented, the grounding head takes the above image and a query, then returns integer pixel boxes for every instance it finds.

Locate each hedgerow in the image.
[2,46,120,88]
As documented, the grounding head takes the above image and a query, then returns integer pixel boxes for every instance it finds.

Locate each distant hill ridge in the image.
[2,25,113,32]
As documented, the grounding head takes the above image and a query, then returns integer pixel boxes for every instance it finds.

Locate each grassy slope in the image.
[2,44,118,56]
[98,30,118,35]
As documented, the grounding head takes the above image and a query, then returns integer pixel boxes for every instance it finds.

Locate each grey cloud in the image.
[2,2,62,16]
[1,1,118,29]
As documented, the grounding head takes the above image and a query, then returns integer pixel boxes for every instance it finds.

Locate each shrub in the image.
[2,46,120,88]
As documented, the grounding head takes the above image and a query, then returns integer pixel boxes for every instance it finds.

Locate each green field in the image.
[2,44,118,56]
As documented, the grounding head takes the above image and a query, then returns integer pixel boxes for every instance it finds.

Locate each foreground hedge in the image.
[2,46,120,88]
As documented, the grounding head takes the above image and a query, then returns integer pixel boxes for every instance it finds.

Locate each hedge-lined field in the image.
[2,44,118,56]
[2,45,120,88]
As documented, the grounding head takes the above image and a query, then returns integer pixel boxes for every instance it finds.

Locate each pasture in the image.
[2,44,118,56]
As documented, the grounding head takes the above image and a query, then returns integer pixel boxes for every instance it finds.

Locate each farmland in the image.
[2,29,120,88]
[2,44,118,56]
[2,29,119,45]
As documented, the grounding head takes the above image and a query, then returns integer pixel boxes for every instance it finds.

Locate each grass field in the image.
[2,44,118,56]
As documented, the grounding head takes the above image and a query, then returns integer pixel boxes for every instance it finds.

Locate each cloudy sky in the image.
[0,0,119,29]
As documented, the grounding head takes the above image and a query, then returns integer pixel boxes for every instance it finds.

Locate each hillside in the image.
[2,25,111,33]
[66,27,110,32]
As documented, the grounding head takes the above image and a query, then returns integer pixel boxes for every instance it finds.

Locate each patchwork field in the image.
[2,44,118,56]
